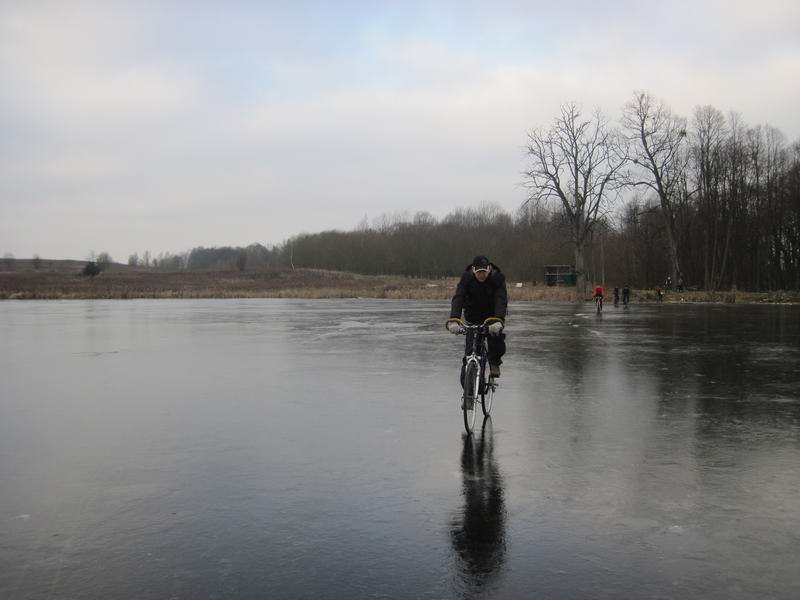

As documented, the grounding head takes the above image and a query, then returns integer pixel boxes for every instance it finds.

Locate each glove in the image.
[487,321,504,336]
[447,320,462,334]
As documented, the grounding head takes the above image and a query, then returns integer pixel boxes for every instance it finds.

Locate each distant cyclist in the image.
[593,285,604,306]
[447,255,508,378]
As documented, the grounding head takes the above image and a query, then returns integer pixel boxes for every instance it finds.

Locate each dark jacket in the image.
[450,263,508,323]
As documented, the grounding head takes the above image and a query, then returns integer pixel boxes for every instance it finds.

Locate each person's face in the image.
[473,267,490,282]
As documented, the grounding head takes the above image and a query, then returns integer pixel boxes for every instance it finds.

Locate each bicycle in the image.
[448,318,500,434]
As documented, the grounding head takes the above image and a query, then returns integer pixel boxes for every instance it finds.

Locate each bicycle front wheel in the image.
[481,375,494,416]
[463,360,479,434]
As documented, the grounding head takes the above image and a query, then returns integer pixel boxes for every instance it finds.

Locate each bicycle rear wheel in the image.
[463,360,479,433]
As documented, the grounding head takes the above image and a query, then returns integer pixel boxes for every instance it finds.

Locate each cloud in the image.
[1,2,799,260]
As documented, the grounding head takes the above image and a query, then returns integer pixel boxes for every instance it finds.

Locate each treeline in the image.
[128,150,798,289]
[662,112,800,291]
[118,99,799,292]
[286,206,568,281]
[122,206,570,281]
[126,244,285,272]
[125,204,634,286]
[525,94,800,292]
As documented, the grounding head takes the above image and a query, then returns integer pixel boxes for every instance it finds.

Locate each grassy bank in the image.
[1,269,798,303]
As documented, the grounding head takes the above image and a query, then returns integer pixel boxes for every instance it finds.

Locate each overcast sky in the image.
[2,1,799,261]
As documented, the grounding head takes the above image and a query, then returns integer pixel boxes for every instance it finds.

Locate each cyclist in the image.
[593,285,604,309]
[446,255,507,378]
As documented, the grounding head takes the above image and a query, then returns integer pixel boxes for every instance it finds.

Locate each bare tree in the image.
[96,252,113,269]
[691,105,730,290]
[235,251,247,272]
[622,91,688,288]
[764,126,790,289]
[524,103,626,292]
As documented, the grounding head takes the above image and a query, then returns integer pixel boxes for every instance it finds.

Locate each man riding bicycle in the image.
[446,255,507,378]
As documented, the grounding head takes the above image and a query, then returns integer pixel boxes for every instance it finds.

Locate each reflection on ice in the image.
[450,418,506,595]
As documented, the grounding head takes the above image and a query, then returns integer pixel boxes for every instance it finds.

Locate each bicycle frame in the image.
[456,321,497,395]
[458,322,488,363]
[465,325,488,361]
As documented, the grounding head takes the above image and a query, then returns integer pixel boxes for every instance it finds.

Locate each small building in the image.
[544,265,576,286]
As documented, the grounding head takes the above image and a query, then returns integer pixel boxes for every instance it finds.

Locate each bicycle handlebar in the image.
[455,324,488,334]
[446,317,502,335]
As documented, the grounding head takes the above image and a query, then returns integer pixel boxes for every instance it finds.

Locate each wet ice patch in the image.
[614,517,660,531]
[336,320,370,330]
[663,524,686,535]
[745,395,799,404]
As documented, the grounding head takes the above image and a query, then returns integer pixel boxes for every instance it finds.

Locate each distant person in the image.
[592,285,604,312]
[622,286,630,306]
[613,287,620,307]
[656,287,664,302]
[447,255,507,378]
[677,277,684,292]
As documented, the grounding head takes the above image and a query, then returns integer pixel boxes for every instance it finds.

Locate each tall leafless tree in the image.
[622,91,688,288]
[691,105,730,291]
[524,103,626,293]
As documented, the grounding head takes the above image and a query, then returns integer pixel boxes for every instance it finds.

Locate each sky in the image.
[2,0,799,261]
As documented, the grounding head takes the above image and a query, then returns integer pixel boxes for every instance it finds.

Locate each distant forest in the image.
[128,172,798,293]
[121,97,799,292]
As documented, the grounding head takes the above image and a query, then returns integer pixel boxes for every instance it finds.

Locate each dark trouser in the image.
[469,331,505,365]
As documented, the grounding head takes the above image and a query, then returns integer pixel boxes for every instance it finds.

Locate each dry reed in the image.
[1,269,797,303]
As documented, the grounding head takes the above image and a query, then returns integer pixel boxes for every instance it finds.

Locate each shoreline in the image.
[1,269,798,304]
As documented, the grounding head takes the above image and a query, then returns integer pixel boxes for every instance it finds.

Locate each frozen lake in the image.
[1,299,799,599]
